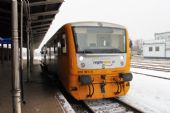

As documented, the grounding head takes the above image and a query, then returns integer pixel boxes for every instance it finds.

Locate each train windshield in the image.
[73,26,126,53]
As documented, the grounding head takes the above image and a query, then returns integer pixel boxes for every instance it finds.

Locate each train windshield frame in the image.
[72,26,126,53]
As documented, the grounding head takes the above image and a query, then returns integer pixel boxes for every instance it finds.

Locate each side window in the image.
[61,34,67,54]
[54,41,58,54]
[149,47,152,52]
[57,41,62,55]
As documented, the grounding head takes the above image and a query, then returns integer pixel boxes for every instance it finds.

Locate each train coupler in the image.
[79,75,92,85]
[119,73,133,81]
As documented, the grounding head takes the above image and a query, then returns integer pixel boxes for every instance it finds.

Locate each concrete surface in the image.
[0,60,64,113]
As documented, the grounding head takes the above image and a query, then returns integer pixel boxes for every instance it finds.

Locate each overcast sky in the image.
[39,0,170,49]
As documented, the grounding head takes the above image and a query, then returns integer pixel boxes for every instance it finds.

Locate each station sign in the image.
[0,37,12,44]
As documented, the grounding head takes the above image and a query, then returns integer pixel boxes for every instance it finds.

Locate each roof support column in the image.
[30,36,34,73]
[27,25,31,82]
[11,0,21,113]
[0,44,3,63]
[20,0,25,103]
[6,44,9,61]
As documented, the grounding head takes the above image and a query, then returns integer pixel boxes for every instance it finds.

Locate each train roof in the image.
[70,21,125,29]
[42,21,126,48]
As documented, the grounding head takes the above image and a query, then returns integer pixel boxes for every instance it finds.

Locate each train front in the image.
[69,22,133,100]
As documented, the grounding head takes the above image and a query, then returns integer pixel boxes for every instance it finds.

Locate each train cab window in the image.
[73,27,126,53]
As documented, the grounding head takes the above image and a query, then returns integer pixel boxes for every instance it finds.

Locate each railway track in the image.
[132,71,170,80]
[84,98,143,113]
[56,86,144,113]
[47,70,144,113]
[131,62,170,72]
[131,59,170,64]
[131,64,170,72]
[131,62,170,68]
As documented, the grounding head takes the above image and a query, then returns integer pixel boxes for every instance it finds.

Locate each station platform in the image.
[0,60,64,113]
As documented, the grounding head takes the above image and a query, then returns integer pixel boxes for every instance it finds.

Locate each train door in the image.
[57,28,70,87]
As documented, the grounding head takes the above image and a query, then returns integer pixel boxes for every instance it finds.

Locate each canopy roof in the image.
[0,0,63,49]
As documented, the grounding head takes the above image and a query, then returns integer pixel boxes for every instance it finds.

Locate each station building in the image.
[143,32,170,58]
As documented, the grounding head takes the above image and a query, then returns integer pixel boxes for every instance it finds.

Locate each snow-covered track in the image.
[55,89,76,113]
[131,61,170,65]
[84,98,143,113]
[132,71,170,80]
[131,63,170,72]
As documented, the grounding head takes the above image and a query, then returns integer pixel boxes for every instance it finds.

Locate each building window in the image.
[149,47,152,52]
[155,46,159,51]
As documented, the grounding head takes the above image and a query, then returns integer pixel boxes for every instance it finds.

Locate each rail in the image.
[132,71,170,80]
[83,98,143,113]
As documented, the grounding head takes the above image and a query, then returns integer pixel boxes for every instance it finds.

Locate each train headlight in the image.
[120,56,124,60]
[79,56,84,61]
[120,56,124,66]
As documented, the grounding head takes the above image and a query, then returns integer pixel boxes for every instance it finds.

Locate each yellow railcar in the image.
[41,21,133,100]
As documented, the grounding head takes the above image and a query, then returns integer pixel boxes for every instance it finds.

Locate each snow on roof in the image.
[71,21,125,29]
[143,39,166,45]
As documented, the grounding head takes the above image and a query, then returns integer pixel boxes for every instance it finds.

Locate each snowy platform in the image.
[119,68,170,113]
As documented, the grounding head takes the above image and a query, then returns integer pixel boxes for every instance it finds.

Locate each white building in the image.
[143,32,170,58]
[155,32,170,40]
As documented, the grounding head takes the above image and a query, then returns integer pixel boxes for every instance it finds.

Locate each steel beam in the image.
[32,27,49,31]
[33,31,46,34]
[31,23,50,29]
[32,35,45,38]
[11,0,21,113]
[37,29,48,32]
[31,10,58,17]
[26,26,30,82]
[32,33,47,37]
[32,25,50,30]
[30,36,34,73]
[31,18,53,23]
[30,0,63,7]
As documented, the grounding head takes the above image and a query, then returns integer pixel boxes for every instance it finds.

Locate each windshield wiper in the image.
[111,49,124,53]
[79,50,93,53]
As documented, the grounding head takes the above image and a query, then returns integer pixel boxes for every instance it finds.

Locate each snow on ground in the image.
[119,70,170,113]
[131,68,170,79]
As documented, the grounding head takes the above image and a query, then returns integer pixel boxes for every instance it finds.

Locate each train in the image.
[40,21,133,100]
